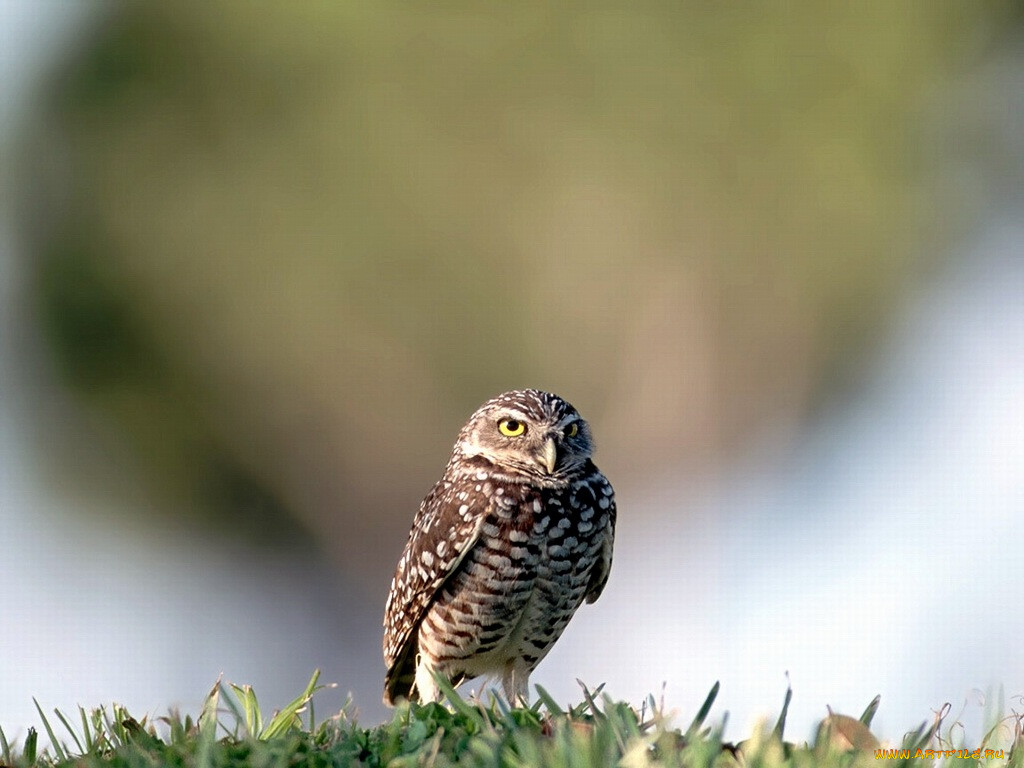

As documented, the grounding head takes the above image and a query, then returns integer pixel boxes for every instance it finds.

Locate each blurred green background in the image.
[5,0,1021,729]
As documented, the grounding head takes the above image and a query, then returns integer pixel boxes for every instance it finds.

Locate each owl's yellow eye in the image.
[564,422,579,438]
[498,418,526,437]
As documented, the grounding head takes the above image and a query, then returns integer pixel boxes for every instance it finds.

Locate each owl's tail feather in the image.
[383,649,417,706]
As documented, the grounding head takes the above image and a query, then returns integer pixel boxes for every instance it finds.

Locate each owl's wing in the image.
[585,487,616,604]
[382,479,487,703]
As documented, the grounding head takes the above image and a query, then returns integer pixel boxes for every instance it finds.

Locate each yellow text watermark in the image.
[874,748,1005,760]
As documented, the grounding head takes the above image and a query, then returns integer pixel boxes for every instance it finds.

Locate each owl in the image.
[382,389,616,706]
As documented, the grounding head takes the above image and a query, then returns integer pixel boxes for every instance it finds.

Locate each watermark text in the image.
[875,748,1005,760]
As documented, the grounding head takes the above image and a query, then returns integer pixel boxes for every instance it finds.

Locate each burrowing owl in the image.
[382,389,616,706]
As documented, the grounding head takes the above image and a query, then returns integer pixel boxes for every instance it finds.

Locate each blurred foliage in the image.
[13,3,1017,574]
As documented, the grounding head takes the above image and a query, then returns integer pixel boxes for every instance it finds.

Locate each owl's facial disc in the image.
[458,404,590,479]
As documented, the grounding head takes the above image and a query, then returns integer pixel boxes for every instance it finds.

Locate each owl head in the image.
[454,389,595,479]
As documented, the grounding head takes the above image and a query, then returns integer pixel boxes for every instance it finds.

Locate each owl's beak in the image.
[534,437,558,474]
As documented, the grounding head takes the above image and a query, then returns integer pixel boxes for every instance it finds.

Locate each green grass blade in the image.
[195,679,222,768]
[1008,734,1024,768]
[195,725,216,768]
[911,701,948,753]
[859,695,881,727]
[23,727,37,765]
[165,709,188,746]
[489,690,512,719]
[78,706,94,753]
[219,685,245,722]
[198,678,222,740]
[533,685,565,717]
[260,669,322,740]
[113,705,134,744]
[53,706,85,755]
[228,684,262,738]
[432,672,486,729]
[99,706,123,749]
[685,681,720,739]
[0,723,11,765]
[771,684,793,741]
[33,698,68,762]
[577,681,606,722]
[980,718,1005,752]
[901,703,946,757]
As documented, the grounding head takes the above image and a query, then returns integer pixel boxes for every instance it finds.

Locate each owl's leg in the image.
[501,658,531,707]
[413,654,442,704]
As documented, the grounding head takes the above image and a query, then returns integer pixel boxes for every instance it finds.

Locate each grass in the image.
[1,673,1021,768]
